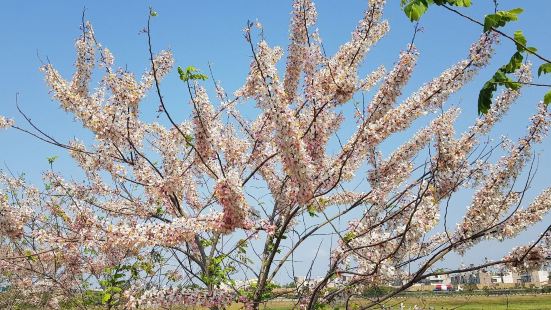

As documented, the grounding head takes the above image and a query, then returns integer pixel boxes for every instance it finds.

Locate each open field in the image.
[224,294,551,310]
[374,294,551,309]
[2,292,551,309]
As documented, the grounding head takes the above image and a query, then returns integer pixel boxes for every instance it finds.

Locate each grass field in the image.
[3,291,551,309]
[225,294,551,310]
[376,294,551,309]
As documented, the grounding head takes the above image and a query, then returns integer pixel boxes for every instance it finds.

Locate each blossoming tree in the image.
[1,0,551,309]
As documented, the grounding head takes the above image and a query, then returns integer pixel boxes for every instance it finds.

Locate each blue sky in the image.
[1,1,550,279]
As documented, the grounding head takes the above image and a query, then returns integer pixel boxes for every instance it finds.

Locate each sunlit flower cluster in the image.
[127,287,235,309]
[214,170,250,231]
[504,244,549,271]
[0,115,15,129]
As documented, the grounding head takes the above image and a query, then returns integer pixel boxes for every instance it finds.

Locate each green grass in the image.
[375,294,551,309]
[227,294,551,310]
[3,291,551,309]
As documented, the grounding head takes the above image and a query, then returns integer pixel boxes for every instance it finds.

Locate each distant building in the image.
[294,276,322,291]
[219,278,258,290]
[520,270,549,286]
[478,270,519,285]
[449,266,548,287]
[422,274,451,286]
[498,271,519,284]
[450,266,480,285]
[293,275,350,291]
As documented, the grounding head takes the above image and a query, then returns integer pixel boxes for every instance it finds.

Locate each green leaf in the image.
[102,293,111,304]
[478,80,497,114]
[478,48,527,114]
[24,250,37,262]
[155,206,165,215]
[434,0,471,6]
[113,273,124,280]
[149,7,157,17]
[402,0,470,22]
[306,204,318,217]
[509,8,524,15]
[403,0,430,21]
[544,91,551,106]
[110,286,123,293]
[538,63,551,77]
[483,15,499,32]
[192,73,208,81]
[47,155,59,165]
[513,30,527,51]
[343,232,357,244]
[502,80,521,91]
[200,239,213,247]
[449,0,471,6]
[184,133,194,146]
[178,66,208,82]
[501,52,523,74]
[483,8,523,32]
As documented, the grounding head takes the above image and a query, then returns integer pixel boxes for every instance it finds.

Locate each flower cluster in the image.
[315,0,388,105]
[126,287,235,309]
[498,187,551,239]
[503,245,549,271]
[0,115,15,129]
[368,109,460,203]
[366,46,418,123]
[457,103,551,241]
[214,170,250,231]
[0,191,32,238]
[284,0,317,103]
[329,33,496,184]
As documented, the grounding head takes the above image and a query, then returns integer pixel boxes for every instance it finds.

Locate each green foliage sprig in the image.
[178,66,208,82]
[400,0,472,22]
[201,254,237,288]
[483,8,523,32]
[477,30,535,114]
[400,1,551,113]
[476,9,539,114]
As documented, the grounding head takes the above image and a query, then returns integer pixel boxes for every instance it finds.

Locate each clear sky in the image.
[1,1,550,280]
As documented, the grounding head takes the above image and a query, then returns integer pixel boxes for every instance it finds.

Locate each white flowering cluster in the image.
[503,244,550,272]
[126,287,235,309]
[0,191,32,238]
[0,115,14,129]
[457,102,551,244]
